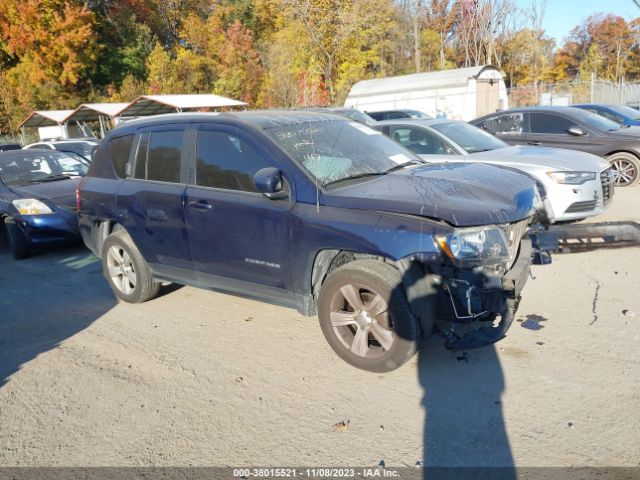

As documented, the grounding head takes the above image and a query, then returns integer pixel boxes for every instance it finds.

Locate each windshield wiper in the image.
[323,172,385,187]
[28,174,72,183]
[384,161,422,173]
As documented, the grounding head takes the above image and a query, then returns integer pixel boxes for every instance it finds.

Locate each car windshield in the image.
[607,104,640,121]
[58,141,97,159]
[569,108,622,131]
[0,151,88,185]
[266,119,423,186]
[431,121,508,153]
[403,110,431,119]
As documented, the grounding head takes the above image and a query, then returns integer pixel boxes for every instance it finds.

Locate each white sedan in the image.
[375,119,614,223]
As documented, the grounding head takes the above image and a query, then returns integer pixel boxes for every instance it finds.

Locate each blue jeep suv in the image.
[78,111,547,372]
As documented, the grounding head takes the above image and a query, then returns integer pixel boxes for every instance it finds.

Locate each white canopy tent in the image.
[19,110,75,128]
[119,94,248,117]
[65,102,130,137]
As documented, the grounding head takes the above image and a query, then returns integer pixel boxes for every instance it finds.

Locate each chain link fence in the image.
[508,79,640,108]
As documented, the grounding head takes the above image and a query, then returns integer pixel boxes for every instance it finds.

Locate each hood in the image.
[9,177,80,210]
[323,162,538,227]
[472,145,610,172]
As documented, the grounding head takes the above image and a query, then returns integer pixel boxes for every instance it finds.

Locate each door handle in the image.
[527,141,541,146]
[188,200,213,211]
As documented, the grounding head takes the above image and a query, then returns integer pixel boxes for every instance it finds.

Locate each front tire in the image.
[318,260,419,372]
[101,230,159,303]
[4,217,31,260]
[607,152,640,187]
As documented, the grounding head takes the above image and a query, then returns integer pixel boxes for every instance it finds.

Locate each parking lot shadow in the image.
[0,244,117,389]
[417,344,514,479]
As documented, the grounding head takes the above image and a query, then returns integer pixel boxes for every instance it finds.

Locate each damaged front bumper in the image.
[402,237,542,351]
[442,238,533,351]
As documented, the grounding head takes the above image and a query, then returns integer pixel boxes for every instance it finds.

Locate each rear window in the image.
[109,135,134,178]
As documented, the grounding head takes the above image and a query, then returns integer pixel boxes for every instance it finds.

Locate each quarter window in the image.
[195,130,272,192]
[528,113,573,134]
[109,135,134,178]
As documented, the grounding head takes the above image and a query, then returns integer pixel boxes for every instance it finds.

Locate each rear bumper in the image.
[15,211,80,247]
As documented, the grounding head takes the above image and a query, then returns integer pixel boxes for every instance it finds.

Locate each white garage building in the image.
[344,65,507,121]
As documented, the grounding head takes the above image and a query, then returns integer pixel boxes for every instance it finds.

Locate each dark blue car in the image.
[0,149,87,259]
[78,111,549,372]
[574,104,640,127]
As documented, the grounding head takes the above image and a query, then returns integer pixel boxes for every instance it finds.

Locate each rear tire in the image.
[318,259,419,372]
[607,152,640,187]
[4,217,31,260]
[101,230,159,303]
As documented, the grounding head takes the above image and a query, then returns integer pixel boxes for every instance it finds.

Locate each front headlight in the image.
[547,171,596,184]
[12,198,54,215]
[435,226,510,268]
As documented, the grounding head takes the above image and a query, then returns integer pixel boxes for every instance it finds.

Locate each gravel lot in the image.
[0,188,639,469]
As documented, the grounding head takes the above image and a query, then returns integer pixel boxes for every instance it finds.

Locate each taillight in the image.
[76,183,81,212]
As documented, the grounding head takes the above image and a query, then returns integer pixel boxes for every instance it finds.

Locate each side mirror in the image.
[567,126,586,136]
[253,167,288,200]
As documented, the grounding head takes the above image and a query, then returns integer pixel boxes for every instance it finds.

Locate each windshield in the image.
[431,121,508,153]
[403,110,431,119]
[58,141,97,159]
[607,104,640,121]
[569,108,622,131]
[266,120,423,186]
[0,151,88,185]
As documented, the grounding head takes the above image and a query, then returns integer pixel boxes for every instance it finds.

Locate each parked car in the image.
[366,109,432,121]
[374,118,614,223]
[472,106,640,187]
[573,103,640,127]
[0,143,22,152]
[25,138,99,162]
[304,107,377,125]
[0,149,88,259]
[79,111,550,372]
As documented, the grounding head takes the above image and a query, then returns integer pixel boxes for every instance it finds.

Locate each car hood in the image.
[9,178,80,210]
[323,162,538,227]
[471,145,610,171]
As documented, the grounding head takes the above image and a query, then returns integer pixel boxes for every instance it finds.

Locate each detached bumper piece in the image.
[538,221,640,254]
[443,239,533,352]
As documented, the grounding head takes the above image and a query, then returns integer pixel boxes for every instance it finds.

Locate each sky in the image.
[514,0,639,45]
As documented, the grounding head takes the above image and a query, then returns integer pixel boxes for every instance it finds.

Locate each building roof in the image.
[65,103,130,122]
[346,65,502,100]
[119,94,248,117]
[19,110,76,128]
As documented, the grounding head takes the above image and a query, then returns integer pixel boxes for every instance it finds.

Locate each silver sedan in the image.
[374,118,614,223]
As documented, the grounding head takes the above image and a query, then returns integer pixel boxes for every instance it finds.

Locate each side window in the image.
[484,113,524,134]
[600,110,623,124]
[195,130,272,192]
[389,126,453,155]
[529,113,574,134]
[108,134,134,178]
[133,130,184,183]
[387,112,406,119]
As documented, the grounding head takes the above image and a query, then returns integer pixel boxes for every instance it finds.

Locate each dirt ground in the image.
[0,188,638,469]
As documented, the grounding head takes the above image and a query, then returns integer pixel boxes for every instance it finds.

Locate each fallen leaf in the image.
[333,420,350,432]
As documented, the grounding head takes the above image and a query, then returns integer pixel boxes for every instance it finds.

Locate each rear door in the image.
[115,124,194,280]
[184,124,293,303]
[479,112,528,145]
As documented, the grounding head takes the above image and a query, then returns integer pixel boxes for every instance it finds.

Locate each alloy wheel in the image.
[611,158,638,186]
[106,245,137,294]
